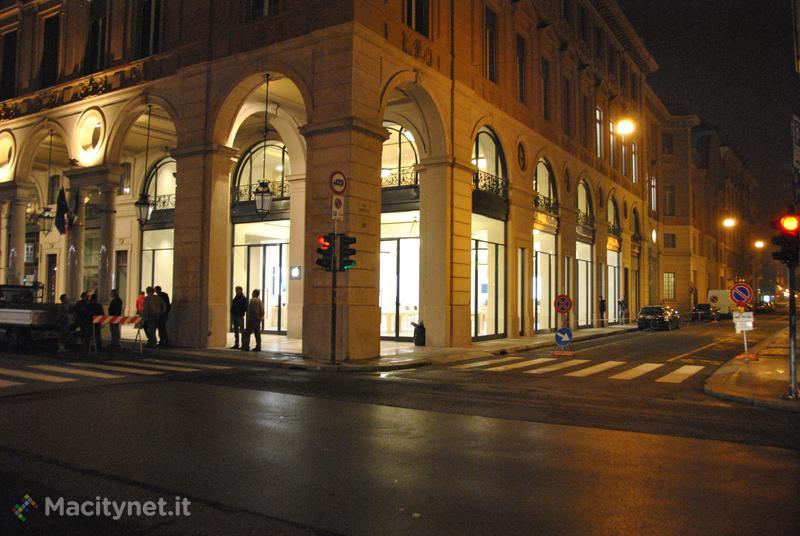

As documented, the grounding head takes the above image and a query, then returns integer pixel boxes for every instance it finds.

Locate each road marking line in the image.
[486,358,556,371]
[655,365,705,383]
[142,359,231,370]
[0,367,77,383]
[571,334,646,354]
[70,363,163,376]
[565,361,626,377]
[0,378,23,388]
[110,360,201,372]
[451,356,523,369]
[31,365,124,379]
[524,359,590,374]
[666,337,735,362]
[609,363,664,380]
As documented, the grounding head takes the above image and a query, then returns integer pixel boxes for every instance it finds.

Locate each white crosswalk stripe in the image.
[142,359,231,370]
[0,378,23,388]
[486,358,556,372]
[524,359,590,374]
[109,360,201,372]
[565,361,626,377]
[609,363,664,380]
[31,365,124,379]
[0,367,77,383]
[655,365,705,384]
[70,363,164,376]
[452,356,522,369]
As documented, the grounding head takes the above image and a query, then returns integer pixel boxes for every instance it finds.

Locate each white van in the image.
[707,289,735,317]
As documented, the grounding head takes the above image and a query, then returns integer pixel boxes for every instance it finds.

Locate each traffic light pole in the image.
[330,223,337,365]
[789,262,798,399]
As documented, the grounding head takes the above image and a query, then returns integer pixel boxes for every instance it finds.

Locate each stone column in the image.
[286,173,306,339]
[97,183,116,303]
[300,118,386,361]
[66,188,86,299]
[0,201,8,284]
[8,197,28,285]
[170,144,237,348]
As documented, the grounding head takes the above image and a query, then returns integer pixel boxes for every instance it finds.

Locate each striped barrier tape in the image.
[91,315,141,325]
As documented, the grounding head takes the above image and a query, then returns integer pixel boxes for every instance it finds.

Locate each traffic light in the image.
[316,233,336,272]
[338,234,357,271]
[772,212,800,265]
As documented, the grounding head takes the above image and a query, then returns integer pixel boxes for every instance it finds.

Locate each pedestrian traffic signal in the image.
[338,234,357,271]
[772,211,800,265]
[316,233,336,272]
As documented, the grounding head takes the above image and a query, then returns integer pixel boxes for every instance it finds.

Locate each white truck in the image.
[707,289,735,318]
[0,284,60,346]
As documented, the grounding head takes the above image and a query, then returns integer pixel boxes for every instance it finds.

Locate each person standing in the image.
[155,285,171,347]
[73,292,91,355]
[242,289,264,352]
[88,293,105,352]
[598,296,606,328]
[56,294,71,352]
[108,289,123,349]
[230,286,248,349]
[618,296,627,324]
[143,286,165,348]
[135,291,145,316]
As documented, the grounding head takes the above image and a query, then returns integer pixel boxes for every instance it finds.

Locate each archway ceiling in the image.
[32,135,70,172]
[121,107,177,156]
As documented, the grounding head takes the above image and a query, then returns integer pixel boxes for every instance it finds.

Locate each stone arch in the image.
[105,93,181,165]
[15,118,74,182]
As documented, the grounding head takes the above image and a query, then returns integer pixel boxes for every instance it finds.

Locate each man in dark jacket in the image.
[88,293,105,352]
[108,289,123,349]
[73,292,91,355]
[230,286,248,349]
[155,285,170,347]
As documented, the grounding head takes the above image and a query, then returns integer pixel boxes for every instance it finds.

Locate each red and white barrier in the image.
[91,315,141,325]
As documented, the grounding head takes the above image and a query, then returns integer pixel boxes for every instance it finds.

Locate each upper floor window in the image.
[664,185,676,216]
[83,0,108,75]
[40,14,61,88]
[381,121,419,188]
[579,94,590,146]
[144,157,177,210]
[607,46,618,78]
[631,142,638,183]
[484,8,498,82]
[621,139,627,175]
[664,233,676,248]
[609,121,616,167]
[251,0,279,19]
[405,0,430,38]
[649,177,657,212]
[139,0,163,58]
[593,28,603,62]
[577,181,593,217]
[562,79,573,136]
[578,7,589,42]
[534,159,557,201]
[233,141,291,202]
[661,133,674,155]
[542,59,551,120]
[0,30,17,100]
[595,107,603,158]
[516,35,526,103]
[561,0,573,23]
[472,127,507,198]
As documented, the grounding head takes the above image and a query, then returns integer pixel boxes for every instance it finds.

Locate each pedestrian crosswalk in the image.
[0,358,234,391]
[443,356,708,384]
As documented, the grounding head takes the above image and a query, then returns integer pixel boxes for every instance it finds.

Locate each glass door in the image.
[246,243,288,334]
[380,237,420,339]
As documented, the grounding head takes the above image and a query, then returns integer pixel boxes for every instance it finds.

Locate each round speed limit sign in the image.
[330,171,347,194]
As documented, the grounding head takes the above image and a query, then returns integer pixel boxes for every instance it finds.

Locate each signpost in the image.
[328,171,347,364]
[730,283,756,361]
[553,295,574,356]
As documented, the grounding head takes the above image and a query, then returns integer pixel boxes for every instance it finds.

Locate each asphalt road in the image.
[0,316,797,535]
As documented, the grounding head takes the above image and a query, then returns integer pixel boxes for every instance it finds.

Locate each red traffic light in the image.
[316,235,331,250]
[780,215,800,234]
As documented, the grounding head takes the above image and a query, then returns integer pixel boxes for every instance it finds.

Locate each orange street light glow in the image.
[722,218,736,228]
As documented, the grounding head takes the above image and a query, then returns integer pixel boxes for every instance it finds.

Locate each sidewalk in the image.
[705,328,800,412]
[118,324,638,372]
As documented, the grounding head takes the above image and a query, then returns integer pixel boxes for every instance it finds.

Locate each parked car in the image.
[753,302,772,314]
[637,305,681,331]
[691,303,719,322]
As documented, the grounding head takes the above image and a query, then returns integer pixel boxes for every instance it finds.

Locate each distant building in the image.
[0,0,754,356]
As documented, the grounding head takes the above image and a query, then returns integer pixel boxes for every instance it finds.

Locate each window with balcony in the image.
[595,107,603,157]
[233,141,290,203]
[0,30,18,100]
[144,157,177,210]
[534,159,558,215]
[484,8,498,82]
[139,0,163,58]
[84,0,107,75]
[472,127,507,198]
[381,122,419,188]
[577,181,593,228]
[516,35,526,103]
[40,15,61,88]
[405,0,430,37]
[542,59,551,120]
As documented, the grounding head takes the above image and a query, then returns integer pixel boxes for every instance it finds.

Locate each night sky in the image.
[618,0,800,228]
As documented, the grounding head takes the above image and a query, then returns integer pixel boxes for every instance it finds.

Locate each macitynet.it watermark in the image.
[11,494,191,523]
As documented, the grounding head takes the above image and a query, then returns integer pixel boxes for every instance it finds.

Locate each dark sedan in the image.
[637,305,681,331]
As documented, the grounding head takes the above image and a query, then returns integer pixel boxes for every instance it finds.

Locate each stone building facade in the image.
[0,0,753,358]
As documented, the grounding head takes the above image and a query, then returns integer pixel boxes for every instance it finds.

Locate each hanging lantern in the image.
[253,180,273,218]
[134,192,154,225]
[37,207,55,235]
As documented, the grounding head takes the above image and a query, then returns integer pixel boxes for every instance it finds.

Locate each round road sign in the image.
[730,283,753,306]
[553,294,573,315]
[555,327,573,347]
[330,171,347,194]
[709,295,719,305]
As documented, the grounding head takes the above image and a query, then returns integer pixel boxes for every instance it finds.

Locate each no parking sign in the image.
[730,283,753,307]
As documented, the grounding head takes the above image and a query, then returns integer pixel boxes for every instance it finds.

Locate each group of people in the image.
[57,289,124,353]
[135,286,171,348]
[230,286,264,352]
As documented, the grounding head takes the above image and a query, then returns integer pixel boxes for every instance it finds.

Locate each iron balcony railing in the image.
[577,210,594,228]
[152,194,176,210]
[473,170,508,199]
[381,166,418,188]
[534,194,559,215]
[608,223,622,238]
[232,180,290,203]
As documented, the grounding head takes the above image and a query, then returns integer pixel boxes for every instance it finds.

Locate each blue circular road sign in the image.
[730,283,753,306]
[555,327,573,348]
